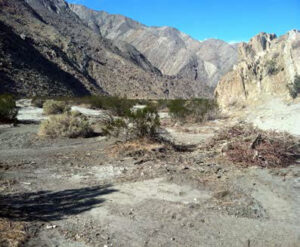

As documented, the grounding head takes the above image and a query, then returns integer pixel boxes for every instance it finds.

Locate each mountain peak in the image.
[70,3,238,87]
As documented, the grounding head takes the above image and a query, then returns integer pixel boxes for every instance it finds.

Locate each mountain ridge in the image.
[0,0,212,98]
[70,3,238,88]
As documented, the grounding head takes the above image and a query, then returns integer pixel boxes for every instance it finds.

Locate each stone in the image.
[215,31,300,110]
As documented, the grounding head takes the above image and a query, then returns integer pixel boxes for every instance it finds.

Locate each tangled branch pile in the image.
[0,218,28,247]
[207,124,299,168]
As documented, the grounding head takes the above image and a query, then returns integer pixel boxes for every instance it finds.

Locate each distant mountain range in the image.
[0,0,238,98]
[70,4,238,88]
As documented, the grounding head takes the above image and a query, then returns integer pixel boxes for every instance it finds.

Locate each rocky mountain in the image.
[69,4,239,88]
[215,30,300,109]
[0,0,212,98]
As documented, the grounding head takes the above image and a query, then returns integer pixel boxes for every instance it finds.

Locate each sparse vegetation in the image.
[103,105,160,139]
[128,105,160,138]
[0,94,18,123]
[265,59,278,75]
[288,75,300,98]
[167,99,188,120]
[167,98,218,123]
[102,117,128,137]
[39,111,94,138]
[31,97,47,108]
[207,124,298,167]
[43,100,71,115]
[71,96,137,117]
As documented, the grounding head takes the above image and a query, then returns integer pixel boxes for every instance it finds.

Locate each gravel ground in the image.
[0,102,299,246]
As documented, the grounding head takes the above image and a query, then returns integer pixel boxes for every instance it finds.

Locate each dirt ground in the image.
[0,103,300,246]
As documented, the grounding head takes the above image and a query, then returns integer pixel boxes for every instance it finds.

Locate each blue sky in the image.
[67,0,300,43]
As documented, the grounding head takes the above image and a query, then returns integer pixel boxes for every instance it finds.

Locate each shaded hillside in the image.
[0,20,92,97]
[0,0,211,98]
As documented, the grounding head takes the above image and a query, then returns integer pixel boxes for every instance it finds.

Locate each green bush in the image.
[166,98,218,123]
[186,98,219,122]
[167,99,188,120]
[103,105,160,139]
[102,117,128,137]
[70,96,139,117]
[0,94,18,123]
[38,111,93,138]
[128,105,160,138]
[103,96,135,117]
[43,100,70,115]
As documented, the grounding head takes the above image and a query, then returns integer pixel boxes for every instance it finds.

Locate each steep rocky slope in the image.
[0,0,211,98]
[70,4,238,88]
[215,30,300,109]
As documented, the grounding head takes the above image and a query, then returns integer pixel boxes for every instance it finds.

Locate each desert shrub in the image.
[288,75,300,98]
[167,99,188,121]
[167,98,218,123]
[43,100,70,115]
[102,105,160,139]
[103,96,135,117]
[186,98,219,122]
[31,97,48,108]
[265,59,278,75]
[38,111,93,138]
[102,117,128,137]
[207,124,298,168]
[128,105,160,138]
[70,96,139,117]
[155,99,170,110]
[0,94,18,123]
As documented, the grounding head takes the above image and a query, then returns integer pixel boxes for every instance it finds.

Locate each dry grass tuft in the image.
[207,124,299,168]
[43,100,70,115]
[107,138,165,158]
[38,111,94,138]
[0,218,28,247]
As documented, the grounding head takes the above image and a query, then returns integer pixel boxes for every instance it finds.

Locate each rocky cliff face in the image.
[0,0,211,98]
[70,4,238,88]
[215,30,300,109]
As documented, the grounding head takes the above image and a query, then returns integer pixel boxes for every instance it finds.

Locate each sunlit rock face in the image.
[215,30,300,109]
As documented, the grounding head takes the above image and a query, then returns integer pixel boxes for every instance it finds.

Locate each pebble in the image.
[46,225,57,229]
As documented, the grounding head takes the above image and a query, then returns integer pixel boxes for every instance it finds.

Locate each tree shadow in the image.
[0,185,117,222]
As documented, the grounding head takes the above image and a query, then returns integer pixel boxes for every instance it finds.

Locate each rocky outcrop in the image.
[215,30,300,109]
[70,4,238,88]
[0,0,211,98]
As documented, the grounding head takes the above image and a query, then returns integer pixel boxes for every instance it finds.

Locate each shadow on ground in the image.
[0,185,117,221]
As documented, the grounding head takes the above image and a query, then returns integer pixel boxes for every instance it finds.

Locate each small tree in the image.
[0,94,18,123]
